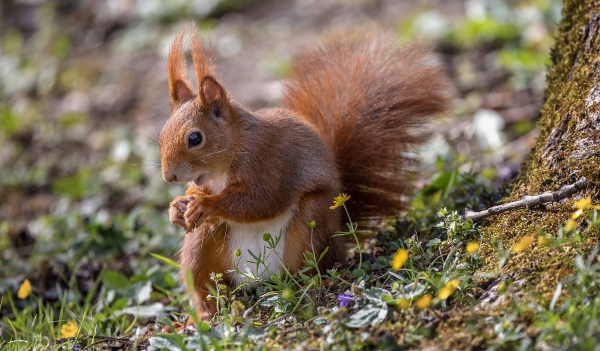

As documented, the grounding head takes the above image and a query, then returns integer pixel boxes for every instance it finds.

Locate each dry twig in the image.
[465,177,587,221]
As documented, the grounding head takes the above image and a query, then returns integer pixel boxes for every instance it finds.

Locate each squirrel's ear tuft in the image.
[167,25,195,107]
[200,76,225,106]
[190,25,215,86]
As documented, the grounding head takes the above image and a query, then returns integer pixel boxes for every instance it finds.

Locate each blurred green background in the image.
[0,0,560,306]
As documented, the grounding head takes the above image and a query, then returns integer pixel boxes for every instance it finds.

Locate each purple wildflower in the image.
[337,293,356,307]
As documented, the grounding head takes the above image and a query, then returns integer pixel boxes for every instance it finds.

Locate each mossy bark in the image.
[480,0,600,301]
[428,3,600,348]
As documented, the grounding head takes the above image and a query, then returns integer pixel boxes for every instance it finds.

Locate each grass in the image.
[3,166,600,350]
[2,0,588,349]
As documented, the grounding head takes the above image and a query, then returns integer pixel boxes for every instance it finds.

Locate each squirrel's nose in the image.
[164,173,178,182]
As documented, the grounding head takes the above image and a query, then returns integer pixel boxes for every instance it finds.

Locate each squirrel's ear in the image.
[199,76,225,106]
[167,25,195,107]
[172,80,194,104]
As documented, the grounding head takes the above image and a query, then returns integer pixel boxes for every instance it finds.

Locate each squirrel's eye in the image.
[188,132,203,148]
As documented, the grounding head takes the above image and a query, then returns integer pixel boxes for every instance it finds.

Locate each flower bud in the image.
[282,288,294,300]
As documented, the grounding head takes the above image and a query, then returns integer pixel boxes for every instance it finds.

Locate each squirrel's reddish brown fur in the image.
[159,24,450,320]
[283,31,451,220]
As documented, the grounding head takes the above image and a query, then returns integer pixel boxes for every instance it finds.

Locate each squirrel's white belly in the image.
[225,209,295,286]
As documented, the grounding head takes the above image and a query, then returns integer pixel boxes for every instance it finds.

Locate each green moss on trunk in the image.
[480,0,600,300]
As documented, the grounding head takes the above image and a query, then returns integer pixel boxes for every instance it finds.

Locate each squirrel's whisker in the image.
[135,132,160,145]
[203,149,228,158]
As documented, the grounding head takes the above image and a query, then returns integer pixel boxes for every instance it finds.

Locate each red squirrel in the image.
[158,23,451,319]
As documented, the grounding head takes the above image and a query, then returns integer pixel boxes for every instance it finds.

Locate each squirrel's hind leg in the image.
[283,190,348,273]
[180,222,230,321]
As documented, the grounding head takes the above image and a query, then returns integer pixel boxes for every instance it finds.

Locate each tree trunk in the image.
[480,0,600,302]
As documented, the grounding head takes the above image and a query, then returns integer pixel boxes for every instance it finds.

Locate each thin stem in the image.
[310,225,323,285]
[342,204,362,270]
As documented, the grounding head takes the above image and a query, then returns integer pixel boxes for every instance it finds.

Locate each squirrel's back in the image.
[282,29,451,221]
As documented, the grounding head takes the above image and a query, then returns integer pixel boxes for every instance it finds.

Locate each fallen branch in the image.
[464,177,587,221]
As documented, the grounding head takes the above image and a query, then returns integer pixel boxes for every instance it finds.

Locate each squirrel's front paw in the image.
[184,197,208,231]
[169,195,194,229]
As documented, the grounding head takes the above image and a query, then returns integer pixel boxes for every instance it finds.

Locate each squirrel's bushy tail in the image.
[282,30,451,221]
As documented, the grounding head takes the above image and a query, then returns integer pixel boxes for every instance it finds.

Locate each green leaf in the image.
[318,246,330,262]
[165,274,176,288]
[117,302,167,318]
[137,280,153,304]
[442,244,461,276]
[196,321,211,332]
[574,255,585,271]
[427,238,442,247]
[345,303,388,328]
[247,249,260,261]
[394,282,426,300]
[549,282,562,311]
[150,253,181,268]
[352,269,366,278]
[301,260,313,267]
[364,287,392,302]
[111,297,128,310]
[148,334,185,351]
[103,271,131,290]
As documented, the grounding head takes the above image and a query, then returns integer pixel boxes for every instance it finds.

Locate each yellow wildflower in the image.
[564,219,577,232]
[17,279,31,299]
[330,193,351,210]
[575,196,600,210]
[572,197,600,219]
[415,294,432,309]
[466,242,480,254]
[511,236,533,253]
[575,197,593,210]
[396,298,410,310]
[538,235,550,247]
[446,279,460,290]
[60,321,78,338]
[438,279,460,300]
[571,209,584,220]
[391,249,409,270]
[438,287,453,300]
